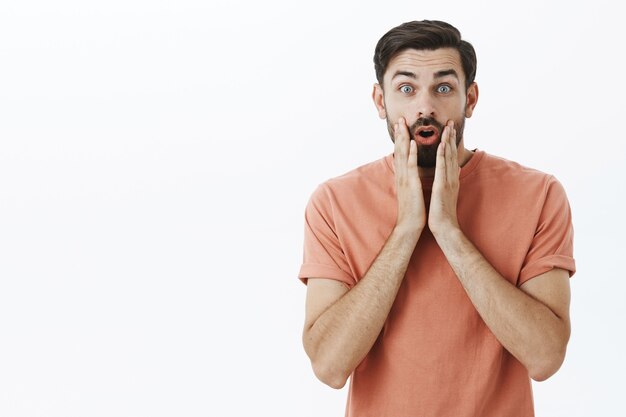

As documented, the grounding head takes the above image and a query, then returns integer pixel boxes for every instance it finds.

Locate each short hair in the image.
[374,20,477,90]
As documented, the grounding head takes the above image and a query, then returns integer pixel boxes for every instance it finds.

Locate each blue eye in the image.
[437,85,451,94]
[400,85,413,94]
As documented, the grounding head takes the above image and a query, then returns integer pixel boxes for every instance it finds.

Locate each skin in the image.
[303,47,571,389]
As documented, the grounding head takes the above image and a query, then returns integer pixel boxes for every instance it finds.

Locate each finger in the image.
[435,130,446,183]
[399,117,411,152]
[394,117,409,161]
[447,124,458,180]
[450,125,458,161]
[408,138,418,172]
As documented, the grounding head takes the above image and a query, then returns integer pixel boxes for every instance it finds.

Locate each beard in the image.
[387,115,465,168]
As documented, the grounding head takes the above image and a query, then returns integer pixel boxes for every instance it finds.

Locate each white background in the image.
[0,0,624,416]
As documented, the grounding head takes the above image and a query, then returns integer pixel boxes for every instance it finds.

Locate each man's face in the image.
[373,47,478,167]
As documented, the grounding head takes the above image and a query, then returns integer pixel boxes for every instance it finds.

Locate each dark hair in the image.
[374,20,477,90]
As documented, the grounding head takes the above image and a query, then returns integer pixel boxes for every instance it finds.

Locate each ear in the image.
[372,83,387,119]
[464,82,479,118]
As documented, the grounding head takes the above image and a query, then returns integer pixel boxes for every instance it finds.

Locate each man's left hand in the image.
[428,120,461,237]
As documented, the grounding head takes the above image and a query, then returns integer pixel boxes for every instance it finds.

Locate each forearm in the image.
[434,227,569,381]
[304,226,421,387]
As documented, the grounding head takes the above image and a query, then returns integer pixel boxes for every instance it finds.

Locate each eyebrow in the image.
[391,70,417,80]
[434,69,459,80]
[391,68,459,81]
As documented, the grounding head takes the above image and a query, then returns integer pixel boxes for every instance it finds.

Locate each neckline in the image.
[383,149,485,187]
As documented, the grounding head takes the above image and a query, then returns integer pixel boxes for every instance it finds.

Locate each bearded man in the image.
[298,20,575,416]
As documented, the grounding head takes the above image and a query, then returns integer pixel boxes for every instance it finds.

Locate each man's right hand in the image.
[303,117,427,388]
[393,117,426,234]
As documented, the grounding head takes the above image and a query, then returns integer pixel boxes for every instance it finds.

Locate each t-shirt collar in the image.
[384,149,484,180]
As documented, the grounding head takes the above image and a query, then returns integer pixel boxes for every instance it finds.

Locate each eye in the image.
[437,84,452,94]
[399,85,413,94]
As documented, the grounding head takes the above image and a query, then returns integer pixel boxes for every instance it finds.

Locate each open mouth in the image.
[414,126,440,145]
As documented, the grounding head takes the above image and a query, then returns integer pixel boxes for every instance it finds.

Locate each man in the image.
[298,20,575,416]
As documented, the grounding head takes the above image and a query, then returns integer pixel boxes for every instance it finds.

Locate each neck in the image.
[418,144,473,177]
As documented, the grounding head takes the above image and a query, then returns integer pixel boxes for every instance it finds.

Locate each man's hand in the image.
[303,119,430,387]
[429,120,461,237]
[394,117,426,234]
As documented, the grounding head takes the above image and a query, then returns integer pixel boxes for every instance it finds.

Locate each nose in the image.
[414,92,436,119]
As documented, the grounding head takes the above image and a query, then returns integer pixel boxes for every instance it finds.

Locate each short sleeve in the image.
[298,184,356,287]
[518,176,576,286]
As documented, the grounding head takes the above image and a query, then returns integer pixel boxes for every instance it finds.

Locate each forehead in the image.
[384,47,464,84]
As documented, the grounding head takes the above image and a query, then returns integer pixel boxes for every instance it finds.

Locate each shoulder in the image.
[472,151,565,197]
[478,152,551,180]
[308,154,394,206]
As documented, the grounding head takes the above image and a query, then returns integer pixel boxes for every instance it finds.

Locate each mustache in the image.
[410,117,444,135]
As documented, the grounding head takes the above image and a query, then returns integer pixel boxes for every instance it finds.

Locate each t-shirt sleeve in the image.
[518,176,576,286]
[298,184,356,287]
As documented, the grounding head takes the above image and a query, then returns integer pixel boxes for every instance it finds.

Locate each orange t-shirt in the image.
[299,150,575,417]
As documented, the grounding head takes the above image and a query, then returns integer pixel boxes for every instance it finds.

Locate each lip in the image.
[414,126,440,146]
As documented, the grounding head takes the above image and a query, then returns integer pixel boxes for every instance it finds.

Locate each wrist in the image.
[430,221,461,241]
[392,223,424,243]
